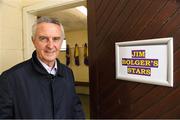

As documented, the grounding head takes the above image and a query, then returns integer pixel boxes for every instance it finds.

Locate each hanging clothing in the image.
[84,43,88,66]
[66,44,70,66]
[74,44,80,66]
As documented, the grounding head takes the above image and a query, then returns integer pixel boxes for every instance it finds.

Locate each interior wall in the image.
[0,0,23,73]
[88,0,180,118]
[62,30,89,82]
[21,0,45,7]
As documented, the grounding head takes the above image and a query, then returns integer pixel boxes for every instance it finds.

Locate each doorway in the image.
[23,0,89,118]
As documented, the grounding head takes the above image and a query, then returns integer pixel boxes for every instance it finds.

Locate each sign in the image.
[115,37,173,87]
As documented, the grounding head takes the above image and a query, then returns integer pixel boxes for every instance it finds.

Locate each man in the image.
[0,16,85,119]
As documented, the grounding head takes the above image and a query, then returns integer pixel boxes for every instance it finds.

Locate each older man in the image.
[0,16,85,119]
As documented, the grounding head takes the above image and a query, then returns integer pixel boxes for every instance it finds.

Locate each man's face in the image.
[32,22,63,66]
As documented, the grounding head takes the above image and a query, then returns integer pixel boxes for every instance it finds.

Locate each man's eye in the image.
[53,37,61,41]
[39,36,48,41]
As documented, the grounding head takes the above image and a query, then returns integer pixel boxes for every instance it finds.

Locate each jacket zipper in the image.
[49,76,55,118]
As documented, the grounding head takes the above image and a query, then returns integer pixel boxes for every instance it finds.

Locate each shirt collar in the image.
[37,57,58,75]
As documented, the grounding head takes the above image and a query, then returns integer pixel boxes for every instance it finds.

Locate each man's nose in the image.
[47,39,54,48]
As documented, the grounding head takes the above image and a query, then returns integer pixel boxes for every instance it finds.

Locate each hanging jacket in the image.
[0,51,85,119]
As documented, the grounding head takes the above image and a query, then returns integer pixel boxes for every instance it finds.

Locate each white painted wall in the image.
[0,0,23,73]
[21,0,78,7]
[22,0,45,7]
[63,30,89,82]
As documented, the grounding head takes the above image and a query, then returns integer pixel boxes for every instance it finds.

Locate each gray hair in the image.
[32,16,65,40]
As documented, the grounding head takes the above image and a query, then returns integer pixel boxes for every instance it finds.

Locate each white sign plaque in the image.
[115,37,173,87]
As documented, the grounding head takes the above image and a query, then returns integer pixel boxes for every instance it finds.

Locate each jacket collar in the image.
[31,51,64,77]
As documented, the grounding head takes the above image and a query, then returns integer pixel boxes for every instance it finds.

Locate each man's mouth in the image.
[45,50,55,53]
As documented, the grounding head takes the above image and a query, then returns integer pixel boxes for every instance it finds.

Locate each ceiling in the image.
[37,6,87,32]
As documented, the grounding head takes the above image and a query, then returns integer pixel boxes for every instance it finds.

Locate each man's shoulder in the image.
[59,62,70,69]
[56,61,74,77]
[1,59,31,76]
[59,62,73,73]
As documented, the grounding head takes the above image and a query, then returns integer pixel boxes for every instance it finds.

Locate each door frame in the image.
[22,0,86,60]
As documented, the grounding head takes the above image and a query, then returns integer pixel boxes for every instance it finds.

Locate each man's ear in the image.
[32,36,35,45]
[31,36,33,41]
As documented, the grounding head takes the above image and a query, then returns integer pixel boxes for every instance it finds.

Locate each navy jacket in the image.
[0,51,85,119]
